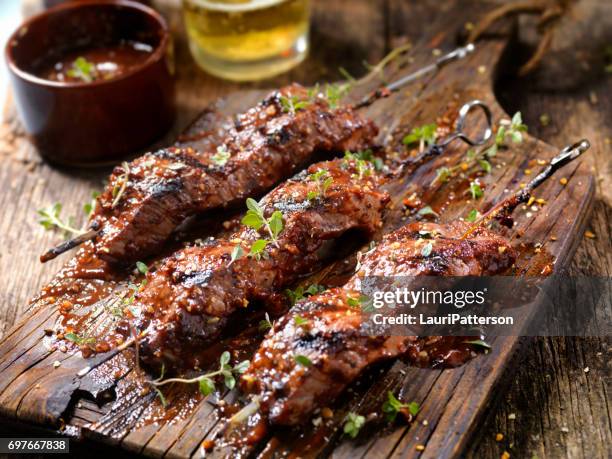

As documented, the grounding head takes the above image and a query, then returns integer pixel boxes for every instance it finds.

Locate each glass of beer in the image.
[183,0,310,81]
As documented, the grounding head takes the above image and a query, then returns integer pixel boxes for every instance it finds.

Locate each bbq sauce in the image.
[37,41,153,83]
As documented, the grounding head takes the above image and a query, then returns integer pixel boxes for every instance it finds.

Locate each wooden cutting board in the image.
[0,4,595,459]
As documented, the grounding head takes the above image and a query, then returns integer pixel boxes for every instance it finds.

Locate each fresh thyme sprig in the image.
[279,94,311,115]
[294,354,312,367]
[489,111,528,156]
[402,123,438,152]
[421,242,433,257]
[109,261,149,317]
[293,315,310,329]
[307,169,333,200]
[65,332,96,346]
[66,56,96,83]
[323,83,350,109]
[111,161,130,208]
[464,339,492,350]
[151,351,250,401]
[228,244,244,267]
[38,203,83,237]
[343,412,366,438]
[343,150,382,181]
[258,312,273,331]
[465,209,481,223]
[343,149,384,172]
[431,111,527,188]
[39,190,101,238]
[240,198,284,259]
[285,283,326,305]
[346,293,372,311]
[83,191,100,217]
[211,145,231,166]
[417,205,438,218]
[382,391,419,423]
[306,82,351,110]
[469,181,483,200]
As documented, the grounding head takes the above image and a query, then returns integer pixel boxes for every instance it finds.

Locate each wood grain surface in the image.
[0,1,609,458]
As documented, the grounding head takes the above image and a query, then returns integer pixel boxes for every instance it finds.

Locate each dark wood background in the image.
[0,1,609,458]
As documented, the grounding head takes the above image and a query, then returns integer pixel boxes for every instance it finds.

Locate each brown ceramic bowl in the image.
[5,0,175,166]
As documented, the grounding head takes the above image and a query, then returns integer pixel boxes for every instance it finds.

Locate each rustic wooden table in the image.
[0,1,609,458]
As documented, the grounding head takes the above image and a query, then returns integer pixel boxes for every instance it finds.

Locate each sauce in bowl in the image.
[6,0,175,165]
[38,40,154,83]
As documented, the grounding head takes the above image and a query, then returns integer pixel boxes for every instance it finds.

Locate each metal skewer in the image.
[354,43,476,109]
[462,139,591,238]
[398,99,492,175]
[39,45,477,263]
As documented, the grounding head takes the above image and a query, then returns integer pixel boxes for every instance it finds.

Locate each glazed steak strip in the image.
[134,155,389,371]
[242,221,516,425]
[87,84,378,263]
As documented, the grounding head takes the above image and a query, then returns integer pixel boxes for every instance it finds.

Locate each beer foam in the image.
[187,0,289,13]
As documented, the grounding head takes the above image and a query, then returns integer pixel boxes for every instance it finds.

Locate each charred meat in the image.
[77,85,378,263]
[133,155,389,371]
[242,221,516,425]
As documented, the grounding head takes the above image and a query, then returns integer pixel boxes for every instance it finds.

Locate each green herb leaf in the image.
[421,242,433,257]
[65,332,95,346]
[249,239,268,259]
[464,339,492,350]
[434,167,451,184]
[37,203,82,237]
[478,159,492,173]
[285,284,325,305]
[305,284,325,296]
[136,261,148,275]
[382,391,419,422]
[154,387,167,407]
[83,191,100,217]
[66,56,95,82]
[268,211,284,240]
[229,244,244,266]
[259,312,273,331]
[343,412,366,438]
[294,355,312,367]
[220,351,231,366]
[324,83,349,109]
[224,373,236,390]
[245,197,260,213]
[294,315,310,328]
[242,211,264,231]
[211,145,231,166]
[199,377,216,396]
[402,123,437,148]
[346,294,372,310]
[465,209,480,222]
[233,360,250,374]
[469,181,483,200]
[495,125,507,146]
[417,206,438,218]
[279,94,311,114]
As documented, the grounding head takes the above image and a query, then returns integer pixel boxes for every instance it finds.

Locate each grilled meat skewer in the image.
[129,100,491,371]
[240,140,590,426]
[241,221,515,425]
[135,155,389,371]
[41,84,378,263]
[41,45,478,265]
